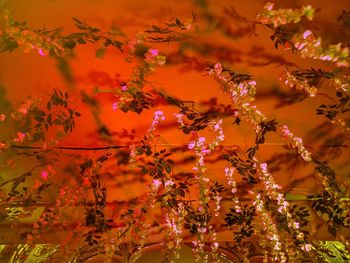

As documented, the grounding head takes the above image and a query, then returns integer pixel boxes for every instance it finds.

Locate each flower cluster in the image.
[13,131,26,143]
[208,226,219,263]
[123,33,145,62]
[280,125,312,162]
[151,179,162,193]
[0,0,65,57]
[209,63,317,164]
[209,63,266,128]
[213,192,222,217]
[113,48,165,113]
[254,193,287,262]
[293,30,350,67]
[259,163,305,240]
[333,76,350,94]
[256,2,314,28]
[174,113,185,128]
[280,70,318,97]
[188,136,209,175]
[56,182,81,208]
[330,118,350,135]
[187,120,224,262]
[209,63,256,105]
[208,119,225,150]
[224,167,242,213]
[148,110,165,135]
[188,119,224,182]
[163,203,186,261]
[3,26,64,57]
[192,237,207,263]
[11,98,37,119]
[144,48,166,68]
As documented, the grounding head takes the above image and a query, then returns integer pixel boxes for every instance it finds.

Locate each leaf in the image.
[72,17,89,30]
[64,40,76,49]
[33,132,44,142]
[167,159,175,165]
[0,35,19,52]
[52,119,61,125]
[95,48,106,58]
[34,116,45,123]
[176,18,182,26]
[152,25,161,31]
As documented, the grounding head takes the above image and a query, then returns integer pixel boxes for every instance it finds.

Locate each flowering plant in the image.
[0,1,349,262]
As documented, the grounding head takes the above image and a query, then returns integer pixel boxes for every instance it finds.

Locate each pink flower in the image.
[149,49,159,56]
[188,141,195,150]
[13,132,26,143]
[152,179,162,192]
[148,110,165,133]
[165,180,174,188]
[112,102,118,111]
[0,114,5,122]
[303,30,312,39]
[265,2,274,11]
[38,48,46,57]
[260,163,268,170]
[41,170,49,180]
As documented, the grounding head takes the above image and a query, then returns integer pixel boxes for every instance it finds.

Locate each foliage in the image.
[0,1,349,262]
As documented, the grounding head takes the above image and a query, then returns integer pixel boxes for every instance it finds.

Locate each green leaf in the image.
[64,40,76,49]
[0,35,19,52]
[95,48,106,58]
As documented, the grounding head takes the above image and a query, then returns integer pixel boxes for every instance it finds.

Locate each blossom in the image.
[0,114,5,122]
[303,30,312,39]
[213,193,222,217]
[149,49,159,57]
[148,110,165,134]
[151,179,162,192]
[209,64,266,128]
[112,102,118,111]
[280,125,312,162]
[121,84,128,91]
[254,193,287,262]
[165,180,174,189]
[224,166,242,213]
[41,170,49,180]
[293,30,349,67]
[256,3,315,28]
[144,49,166,67]
[301,244,313,252]
[13,132,26,143]
[18,99,34,116]
[280,70,318,97]
[258,161,306,245]
[38,48,47,56]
